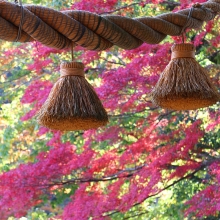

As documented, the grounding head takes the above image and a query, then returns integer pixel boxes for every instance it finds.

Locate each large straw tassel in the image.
[150,43,220,110]
[37,62,108,131]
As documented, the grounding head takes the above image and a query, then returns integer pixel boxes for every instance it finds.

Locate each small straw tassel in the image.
[37,62,108,131]
[150,43,220,110]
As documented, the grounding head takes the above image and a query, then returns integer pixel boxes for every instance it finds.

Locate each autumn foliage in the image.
[0,0,220,219]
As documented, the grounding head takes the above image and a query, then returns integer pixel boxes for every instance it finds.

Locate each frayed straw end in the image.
[153,97,219,111]
[38,117,108,131]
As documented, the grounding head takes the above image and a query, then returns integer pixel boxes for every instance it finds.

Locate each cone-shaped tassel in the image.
[150,43,220,110]
[37,61,108,131]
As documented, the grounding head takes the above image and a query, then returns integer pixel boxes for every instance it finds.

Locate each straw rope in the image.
[0,0,219,50]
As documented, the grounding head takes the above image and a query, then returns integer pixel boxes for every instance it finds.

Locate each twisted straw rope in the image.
[0,0,219,50]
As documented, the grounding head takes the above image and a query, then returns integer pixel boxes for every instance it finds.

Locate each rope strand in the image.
[0,0,219,50]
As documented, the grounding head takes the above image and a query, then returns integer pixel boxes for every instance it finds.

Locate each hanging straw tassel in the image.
[37,62,108,131]
[150,43,220,110]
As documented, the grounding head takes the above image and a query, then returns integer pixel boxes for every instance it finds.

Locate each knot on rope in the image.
[60,62,85,78]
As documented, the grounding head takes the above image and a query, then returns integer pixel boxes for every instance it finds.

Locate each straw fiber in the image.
[157,13,203,30]
[0,16,33,42]
[0,1,71,49]
[26,6,113,50]
[0,0,219,50]
[105,15,166,44]
[136,17,183,36]
[150,43,220,110]
[37,62,108,131]
[178,7,216,22]
[64,11,142,50]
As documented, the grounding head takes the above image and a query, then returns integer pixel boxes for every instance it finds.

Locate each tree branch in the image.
[100,1,180,15]
[100,3,140,15]
[49,164,146,187]
[104,158,220,217]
